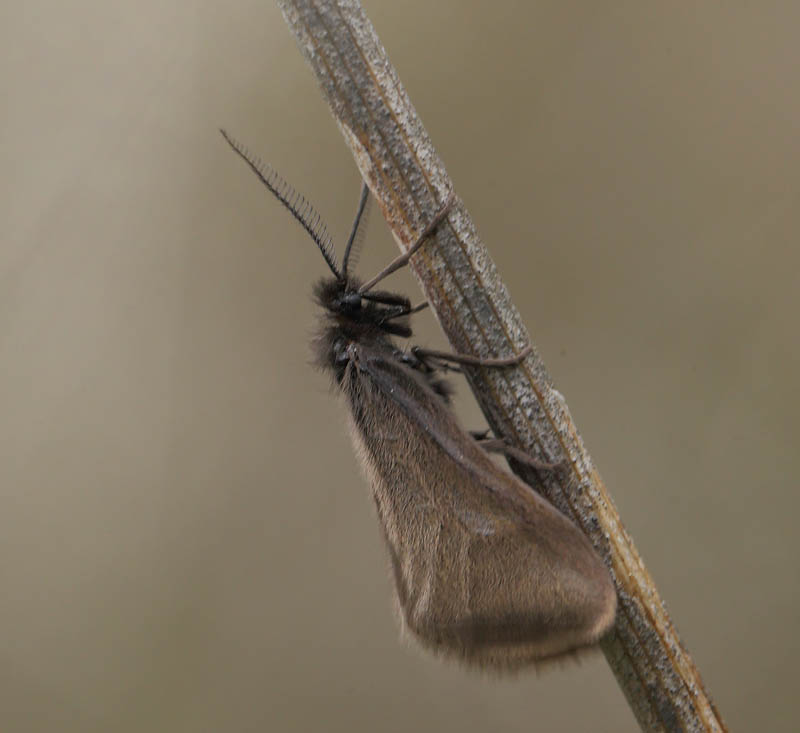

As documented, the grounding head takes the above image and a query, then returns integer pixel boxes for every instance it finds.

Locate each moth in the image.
[221,130,616,670]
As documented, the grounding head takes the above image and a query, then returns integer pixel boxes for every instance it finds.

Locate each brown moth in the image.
[221,130,616,670]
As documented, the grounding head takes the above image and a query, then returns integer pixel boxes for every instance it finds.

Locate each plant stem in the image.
[276,1,727,730]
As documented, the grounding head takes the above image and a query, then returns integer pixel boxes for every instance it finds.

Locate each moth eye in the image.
[342,292,362,310]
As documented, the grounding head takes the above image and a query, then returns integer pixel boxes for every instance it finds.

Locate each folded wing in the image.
[344,344,616,669]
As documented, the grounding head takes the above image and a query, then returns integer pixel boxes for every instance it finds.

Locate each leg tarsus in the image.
[408,348,463,374]
[474,435,561,471]
[412,343,532,368]
[381,300,429,323]
[359,192,455,294]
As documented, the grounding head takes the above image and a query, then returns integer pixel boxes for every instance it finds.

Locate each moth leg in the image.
[358,193,455,293]
[405,348,464,374]
[380,300,429,324]
[406,301,429,315]
[423,357,463,374]
[474,435,561,471]
[411,343,532,369]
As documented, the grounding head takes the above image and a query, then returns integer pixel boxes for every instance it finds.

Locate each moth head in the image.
[334,289,364,314]
[312,277,410,335]
[220,129,411,337]
[314,277,362,316]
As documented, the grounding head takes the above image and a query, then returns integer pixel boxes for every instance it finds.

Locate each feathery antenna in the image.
[220,129,341,279]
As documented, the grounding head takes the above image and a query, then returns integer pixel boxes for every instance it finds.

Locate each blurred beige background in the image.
[2,1,798,731]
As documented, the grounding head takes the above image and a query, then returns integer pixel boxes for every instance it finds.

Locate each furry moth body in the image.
[221,131,616,669]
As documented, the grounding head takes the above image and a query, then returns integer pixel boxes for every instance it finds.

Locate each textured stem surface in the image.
[276,1,726,730]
